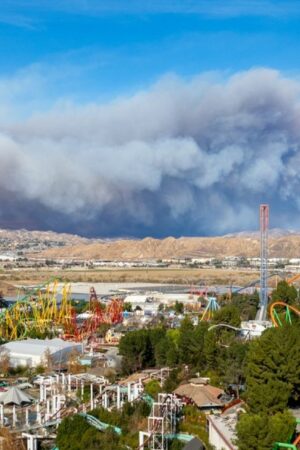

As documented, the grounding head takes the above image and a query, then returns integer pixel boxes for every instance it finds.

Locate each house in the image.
[174,378,228,412]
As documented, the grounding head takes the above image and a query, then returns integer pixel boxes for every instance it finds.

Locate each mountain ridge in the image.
[0,228,299,260]
[34,233,300,260]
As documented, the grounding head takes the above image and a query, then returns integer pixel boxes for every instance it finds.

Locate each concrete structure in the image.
[207,402,245,450]
[240,320,272,338]
[2,338,82,368]
[208,415,237,450]
[183,438,204,450]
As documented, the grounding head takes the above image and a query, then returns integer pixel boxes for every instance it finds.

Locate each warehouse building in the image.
[1,338,82,368]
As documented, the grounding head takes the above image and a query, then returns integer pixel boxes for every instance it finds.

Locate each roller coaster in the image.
[0,281,123,341]
[270,302,300,327]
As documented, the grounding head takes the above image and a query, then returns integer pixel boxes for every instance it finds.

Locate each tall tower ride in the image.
[258,204,269,321]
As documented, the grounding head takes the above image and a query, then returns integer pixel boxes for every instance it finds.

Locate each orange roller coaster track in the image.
[270,302,300,327]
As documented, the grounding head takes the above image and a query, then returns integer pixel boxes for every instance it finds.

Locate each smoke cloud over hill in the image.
[1,68,300,237]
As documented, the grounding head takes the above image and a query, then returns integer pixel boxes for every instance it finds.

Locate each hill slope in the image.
[35,234,300,260]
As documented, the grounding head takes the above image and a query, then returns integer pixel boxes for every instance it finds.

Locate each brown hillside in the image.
[35,235,300,260]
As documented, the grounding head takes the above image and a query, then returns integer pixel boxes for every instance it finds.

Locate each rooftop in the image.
[2,338,81,356]
[174,382,224,408]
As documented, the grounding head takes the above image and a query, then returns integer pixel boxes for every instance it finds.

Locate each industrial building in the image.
[2,338,82,368]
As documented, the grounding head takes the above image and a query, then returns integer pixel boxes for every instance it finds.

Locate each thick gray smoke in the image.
[1,68,300,236]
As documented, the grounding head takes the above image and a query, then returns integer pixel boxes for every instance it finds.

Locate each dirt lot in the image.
[0,267,264,295]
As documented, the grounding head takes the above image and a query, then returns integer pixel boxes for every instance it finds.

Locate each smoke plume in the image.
[1,68,300,236]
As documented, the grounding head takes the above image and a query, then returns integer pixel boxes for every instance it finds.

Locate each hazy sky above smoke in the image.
[1,2,300,237]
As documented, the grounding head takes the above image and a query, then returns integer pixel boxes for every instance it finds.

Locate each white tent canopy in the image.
[0,387,33,405]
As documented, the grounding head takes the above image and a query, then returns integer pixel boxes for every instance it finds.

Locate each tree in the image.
[213,305,241,327]
[177,317,196,364]
[179,405,211,448]
[56,415,91,450]
[119,328,166,373]
[245,324,300,413]
[144,380,161,399]
[174,301,184,315]
[123,302,132,312]
[189,321,208,369]
[231,291,259,321]
[163,368,182,393]
[220,341,249,396]
[271,280,298,306]
[236,410,295,450]
[154,337,168,366]
[203,330,218,370]
[169,439,184,450]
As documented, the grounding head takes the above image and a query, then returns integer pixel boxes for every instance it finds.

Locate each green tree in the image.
[166,338,180,366]
[190,321,208,369]
[220,341,249,396]
[163,368,182,393]
[236,410,295,450]
[179,405,210,447]
[245,324,300,413]
[144,380,161,399]
[119,327,167,373]
[213,305,241,327]
[169,439,184,450]
[119,329,152,373]
[203,330,218,370]
[271,280,298,305]
[231,291,259,320]
[123,302,132,312]
[174,301,184,314]
[177,317,196,364]
[56,415,91,450]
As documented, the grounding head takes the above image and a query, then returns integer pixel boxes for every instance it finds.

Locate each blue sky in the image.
[1,1,300,103]
[1,1,300,237]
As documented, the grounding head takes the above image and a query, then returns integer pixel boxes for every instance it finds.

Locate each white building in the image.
[2,338,82,368]
[208,414,237,450]
[240,320,272,338]
[208,403,245,450]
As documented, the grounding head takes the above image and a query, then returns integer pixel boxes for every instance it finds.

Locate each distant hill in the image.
[0,228,94,255]
[34,232,300,260]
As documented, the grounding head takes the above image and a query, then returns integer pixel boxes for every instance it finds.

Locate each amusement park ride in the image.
[202,204,300,330]
[0,282,123,342]
[0,206,299,343]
